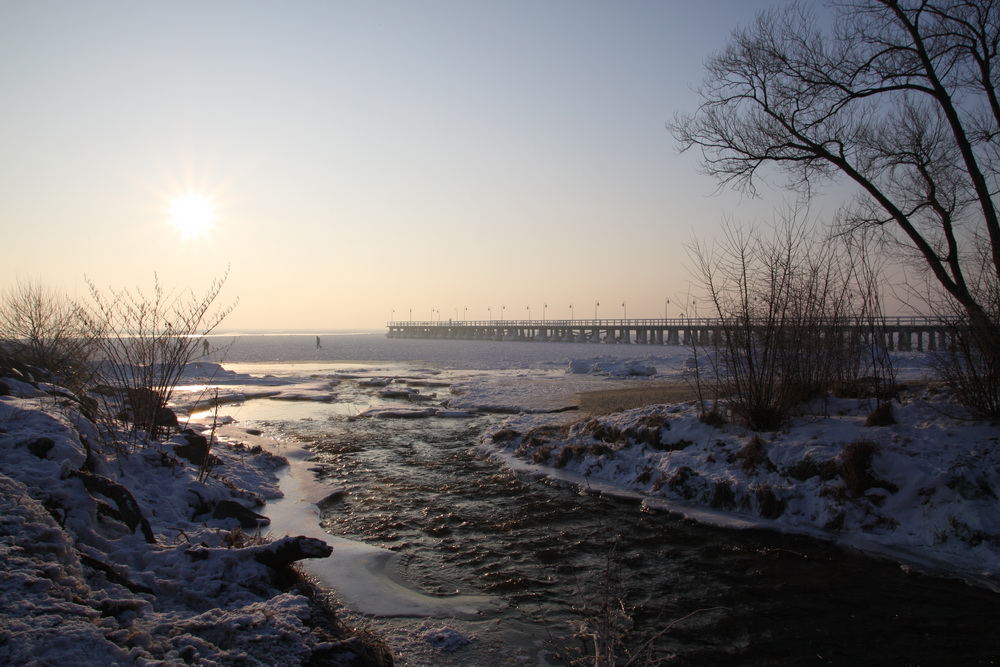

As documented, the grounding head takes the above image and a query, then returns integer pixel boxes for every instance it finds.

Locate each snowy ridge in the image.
[479,390,1000,591]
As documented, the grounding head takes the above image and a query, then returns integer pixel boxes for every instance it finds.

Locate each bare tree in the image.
[671,0,1000,415]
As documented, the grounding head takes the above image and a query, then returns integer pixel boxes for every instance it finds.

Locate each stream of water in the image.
[216,333,1000,665]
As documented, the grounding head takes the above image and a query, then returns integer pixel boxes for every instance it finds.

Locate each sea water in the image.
[209,329,686,372]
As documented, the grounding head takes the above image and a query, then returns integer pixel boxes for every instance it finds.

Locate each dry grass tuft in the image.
[840,440,879,497]
[735,435,772,473]
[864,402,896,427]
[753,483,785,519]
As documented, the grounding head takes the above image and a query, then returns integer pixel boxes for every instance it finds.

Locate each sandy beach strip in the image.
[575,381,698,416]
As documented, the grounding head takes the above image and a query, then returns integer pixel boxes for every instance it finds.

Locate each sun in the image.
[168,193,216,238]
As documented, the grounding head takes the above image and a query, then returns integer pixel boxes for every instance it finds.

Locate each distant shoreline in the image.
[209,329,383,337]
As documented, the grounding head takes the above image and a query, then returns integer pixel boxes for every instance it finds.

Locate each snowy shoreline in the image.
[0,373,391,665]
[477,383,1000,593]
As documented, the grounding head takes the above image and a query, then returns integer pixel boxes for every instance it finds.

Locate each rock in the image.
[358,377,393,387]
[125,387,162,417]
[68,469,156,544]
[316,489,347,507]
[174,431,216,466]
[1,377,45,398]
[157,406,179,429]
[184,535,332,568]
[212,499,270,529]
[251,535,332,567]
[22,437,55,459]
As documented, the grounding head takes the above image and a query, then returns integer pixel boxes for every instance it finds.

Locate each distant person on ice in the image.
[316,336,321,349]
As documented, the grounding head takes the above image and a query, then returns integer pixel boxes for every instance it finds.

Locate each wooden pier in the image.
[386,317,953,352]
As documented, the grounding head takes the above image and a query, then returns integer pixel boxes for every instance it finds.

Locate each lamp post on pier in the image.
[595,300,599,320]
[570,303,574,321]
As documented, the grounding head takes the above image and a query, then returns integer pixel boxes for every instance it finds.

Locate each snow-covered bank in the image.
[0,374,388,665]
[479,385,1000,590]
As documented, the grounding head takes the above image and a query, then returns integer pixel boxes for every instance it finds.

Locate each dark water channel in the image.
[244,401,1000,666]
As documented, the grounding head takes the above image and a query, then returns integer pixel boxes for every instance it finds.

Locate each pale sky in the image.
[1,0,812,331]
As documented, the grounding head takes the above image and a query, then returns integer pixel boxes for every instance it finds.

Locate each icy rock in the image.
[423,626,471,651]
[360,406,436,419]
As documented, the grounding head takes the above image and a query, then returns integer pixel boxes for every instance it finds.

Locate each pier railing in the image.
[386,316,953,351]
[389,316,943,328]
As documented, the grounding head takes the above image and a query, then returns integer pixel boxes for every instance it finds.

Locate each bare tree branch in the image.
[670,0,1000,322]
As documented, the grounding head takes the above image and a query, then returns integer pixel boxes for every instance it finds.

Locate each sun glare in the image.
[168,193,216,238]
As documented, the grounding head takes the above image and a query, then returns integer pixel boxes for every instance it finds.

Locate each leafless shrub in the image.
[579,418,619,443]
[698,407,726,428]
[838,228,899,411]
[530,445,554,464]
[667,466,702,501]
[222,527,269,549]
[689,212,875,431]
[555,537,633,666]
[79,272,236,445]
[0,279,97,391]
